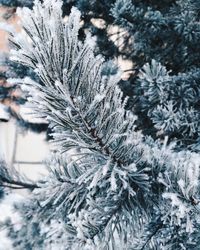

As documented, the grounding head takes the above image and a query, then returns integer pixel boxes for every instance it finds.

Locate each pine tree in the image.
[0,4,48,132]
[0,54,48,132]
[70,0,200,150]
[1,1,200,249]
[0,0,33,8]
[111,0,200,149]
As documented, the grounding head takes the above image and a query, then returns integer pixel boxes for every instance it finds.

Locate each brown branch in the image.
[71,95,124,166]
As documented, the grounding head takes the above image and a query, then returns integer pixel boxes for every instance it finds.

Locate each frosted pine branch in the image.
[7,0,200,248]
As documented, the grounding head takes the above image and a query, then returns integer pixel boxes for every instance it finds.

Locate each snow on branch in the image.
[7,0,200,248]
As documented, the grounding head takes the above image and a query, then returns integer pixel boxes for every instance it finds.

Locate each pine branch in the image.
[8,1,153,241]
[70,95,124,166]
[140,219,163,250]
[8,0,200,248]
[0,161,38,190]
[0,175,38,190]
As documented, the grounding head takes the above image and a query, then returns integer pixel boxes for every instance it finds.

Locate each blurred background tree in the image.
[0,2,48,132]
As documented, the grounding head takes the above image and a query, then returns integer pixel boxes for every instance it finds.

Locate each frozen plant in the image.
[1,1,200,249]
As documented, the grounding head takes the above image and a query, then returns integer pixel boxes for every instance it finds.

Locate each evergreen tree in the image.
[70,0,200,150]
[0,0,33,8]
[1,1,200,249]
[70,0,200,149]
[0,7,48,132]
[111,0,200,149]
[0,54,48,132]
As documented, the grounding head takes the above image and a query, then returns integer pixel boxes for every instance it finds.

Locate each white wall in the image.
[0,119,49,180]
[0,120,16,163]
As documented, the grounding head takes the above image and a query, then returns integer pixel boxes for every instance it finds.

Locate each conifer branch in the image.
[0,175,38,190]
[140,220,163,250]
[4,0,200,248]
